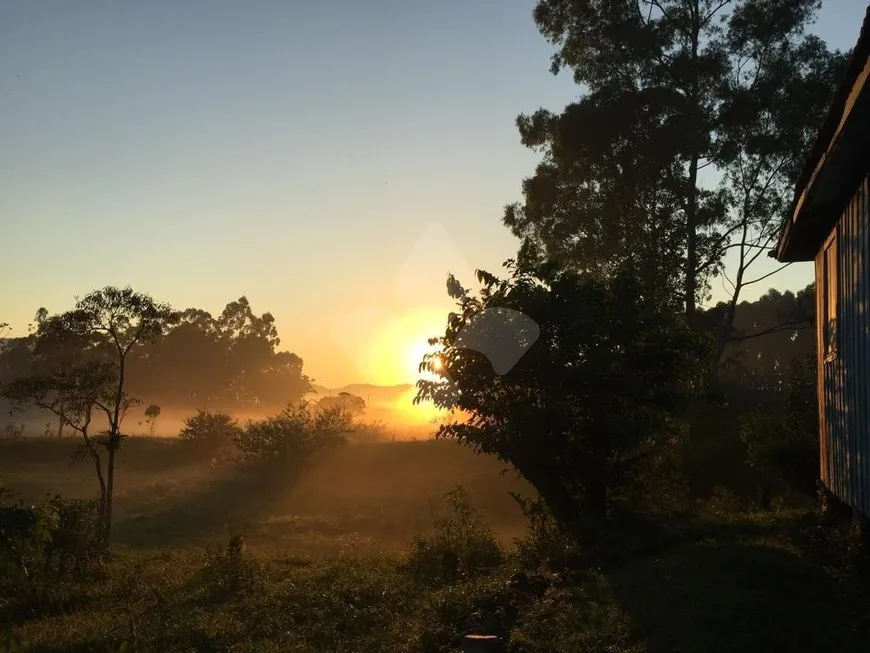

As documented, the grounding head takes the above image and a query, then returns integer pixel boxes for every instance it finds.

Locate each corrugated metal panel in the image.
[821,173,870,515]
[816,252,829,486]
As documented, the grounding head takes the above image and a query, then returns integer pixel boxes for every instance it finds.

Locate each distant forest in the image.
[0,296,311,415]
[1,282,813,414]
[713,284,814,390]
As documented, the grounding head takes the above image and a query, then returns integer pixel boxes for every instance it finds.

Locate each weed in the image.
[405,485,504,584]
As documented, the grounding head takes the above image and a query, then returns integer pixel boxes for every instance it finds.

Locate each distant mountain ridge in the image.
[307,383,415,406]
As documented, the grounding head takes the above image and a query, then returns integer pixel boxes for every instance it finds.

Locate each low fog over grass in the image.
[0,436,530,556]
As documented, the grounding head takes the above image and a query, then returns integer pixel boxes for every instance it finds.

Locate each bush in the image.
[178,409,241,453]
[201,533,261,600]
[1,422,24,439]
[739,360,818,497]
[43,496,106,575]
[0,495,105,596]
[511,495,581,572]
[614,430,691,516]
[233,401,350,472]
[405,485,504,584]
[348,419,390,444]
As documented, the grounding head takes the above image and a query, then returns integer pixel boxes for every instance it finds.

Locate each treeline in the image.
[701,284,817,498]
[0,296,312,413]
[714,284,815,391]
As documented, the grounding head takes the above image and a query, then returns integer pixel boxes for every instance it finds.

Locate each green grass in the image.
[3,437,870,652]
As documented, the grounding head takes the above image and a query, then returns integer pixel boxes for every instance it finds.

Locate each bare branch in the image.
[720,268,737,294]
[642,0,674,24]
[742,262,793,287]
[728,320,812,341]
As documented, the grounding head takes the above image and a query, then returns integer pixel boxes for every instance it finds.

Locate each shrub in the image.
[349,419,389,444]
[201,533,261,600]
[0,503,55,588]
[1,422,24,439]
[0,495,105,596]
[739,359,818,497]
[178,409,241,452]
[233,401,350,472]
[44,496,106,575]
[405,485,503,584]
[614,430,691,516]
[511,495,581,572]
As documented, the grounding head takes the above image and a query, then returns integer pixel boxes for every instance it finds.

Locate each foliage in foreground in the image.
[417,262,710,536]
[3,500,870,653]
[406,485,504,584]
[0,494,105,605]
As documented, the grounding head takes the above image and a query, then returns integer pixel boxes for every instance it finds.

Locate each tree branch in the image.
[742,261,793,287]
[728,320,812,341]
[702,0,731,26]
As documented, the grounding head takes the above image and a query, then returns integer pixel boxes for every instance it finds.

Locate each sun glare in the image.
[406,339,442,381]
[360,307,446,387]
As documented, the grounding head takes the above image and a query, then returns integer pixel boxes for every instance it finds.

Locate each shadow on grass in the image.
[609,528,870,653]
[112,464,295,548]
[582,508,773,571]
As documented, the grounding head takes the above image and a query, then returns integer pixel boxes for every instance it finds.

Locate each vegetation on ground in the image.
[0,1,865,651]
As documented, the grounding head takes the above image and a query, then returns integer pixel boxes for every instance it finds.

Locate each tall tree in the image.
[506,0,846,336]
[2,361,118,522]
[1,287,177,539]
[416,262,708,535]
[126,299,311,410]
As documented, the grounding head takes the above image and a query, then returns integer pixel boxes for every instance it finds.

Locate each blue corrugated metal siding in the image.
[822,175,870,516]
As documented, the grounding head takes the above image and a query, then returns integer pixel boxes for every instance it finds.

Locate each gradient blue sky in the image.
[1,1,867,387]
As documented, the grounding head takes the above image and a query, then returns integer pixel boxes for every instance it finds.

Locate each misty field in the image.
[0,437,532,557]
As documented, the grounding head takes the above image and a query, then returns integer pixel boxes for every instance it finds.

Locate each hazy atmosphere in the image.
[1,1,865,388]
[4,2,870,652]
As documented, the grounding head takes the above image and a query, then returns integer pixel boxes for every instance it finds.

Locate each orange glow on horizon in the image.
[356,307,444,386]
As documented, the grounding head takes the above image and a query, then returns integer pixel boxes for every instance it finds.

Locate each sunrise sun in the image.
[356,307,447,387]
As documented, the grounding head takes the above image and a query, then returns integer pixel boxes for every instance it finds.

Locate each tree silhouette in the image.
[317,392,366,417]
[144,404,161,437]
[506,0,845,334]
[126,298,311,410]
[416,261,709,537]
[1,287,177,540]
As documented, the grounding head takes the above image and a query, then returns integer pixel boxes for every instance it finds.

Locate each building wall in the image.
[818,174,870,516]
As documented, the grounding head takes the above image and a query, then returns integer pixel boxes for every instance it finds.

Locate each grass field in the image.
[3,437,870,652]
[0,437,532,557]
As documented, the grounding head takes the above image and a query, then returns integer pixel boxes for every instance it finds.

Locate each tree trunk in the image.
[83,430,108,518]
[684,1,701,321]
[686,155,699,319]
[707,286,742,388]
[521,466,580,533]
[105,445,117,541]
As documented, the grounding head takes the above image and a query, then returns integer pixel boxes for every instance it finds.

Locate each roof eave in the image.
[774,46,870,263]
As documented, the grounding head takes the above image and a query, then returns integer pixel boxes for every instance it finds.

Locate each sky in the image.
[1,1,868,388]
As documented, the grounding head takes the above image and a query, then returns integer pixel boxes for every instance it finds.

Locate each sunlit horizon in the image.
[1,1,866,389]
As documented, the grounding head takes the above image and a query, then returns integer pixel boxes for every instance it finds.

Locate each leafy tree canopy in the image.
[416,261,711,534]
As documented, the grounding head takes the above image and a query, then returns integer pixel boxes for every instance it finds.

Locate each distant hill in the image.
[307,383,414,406]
